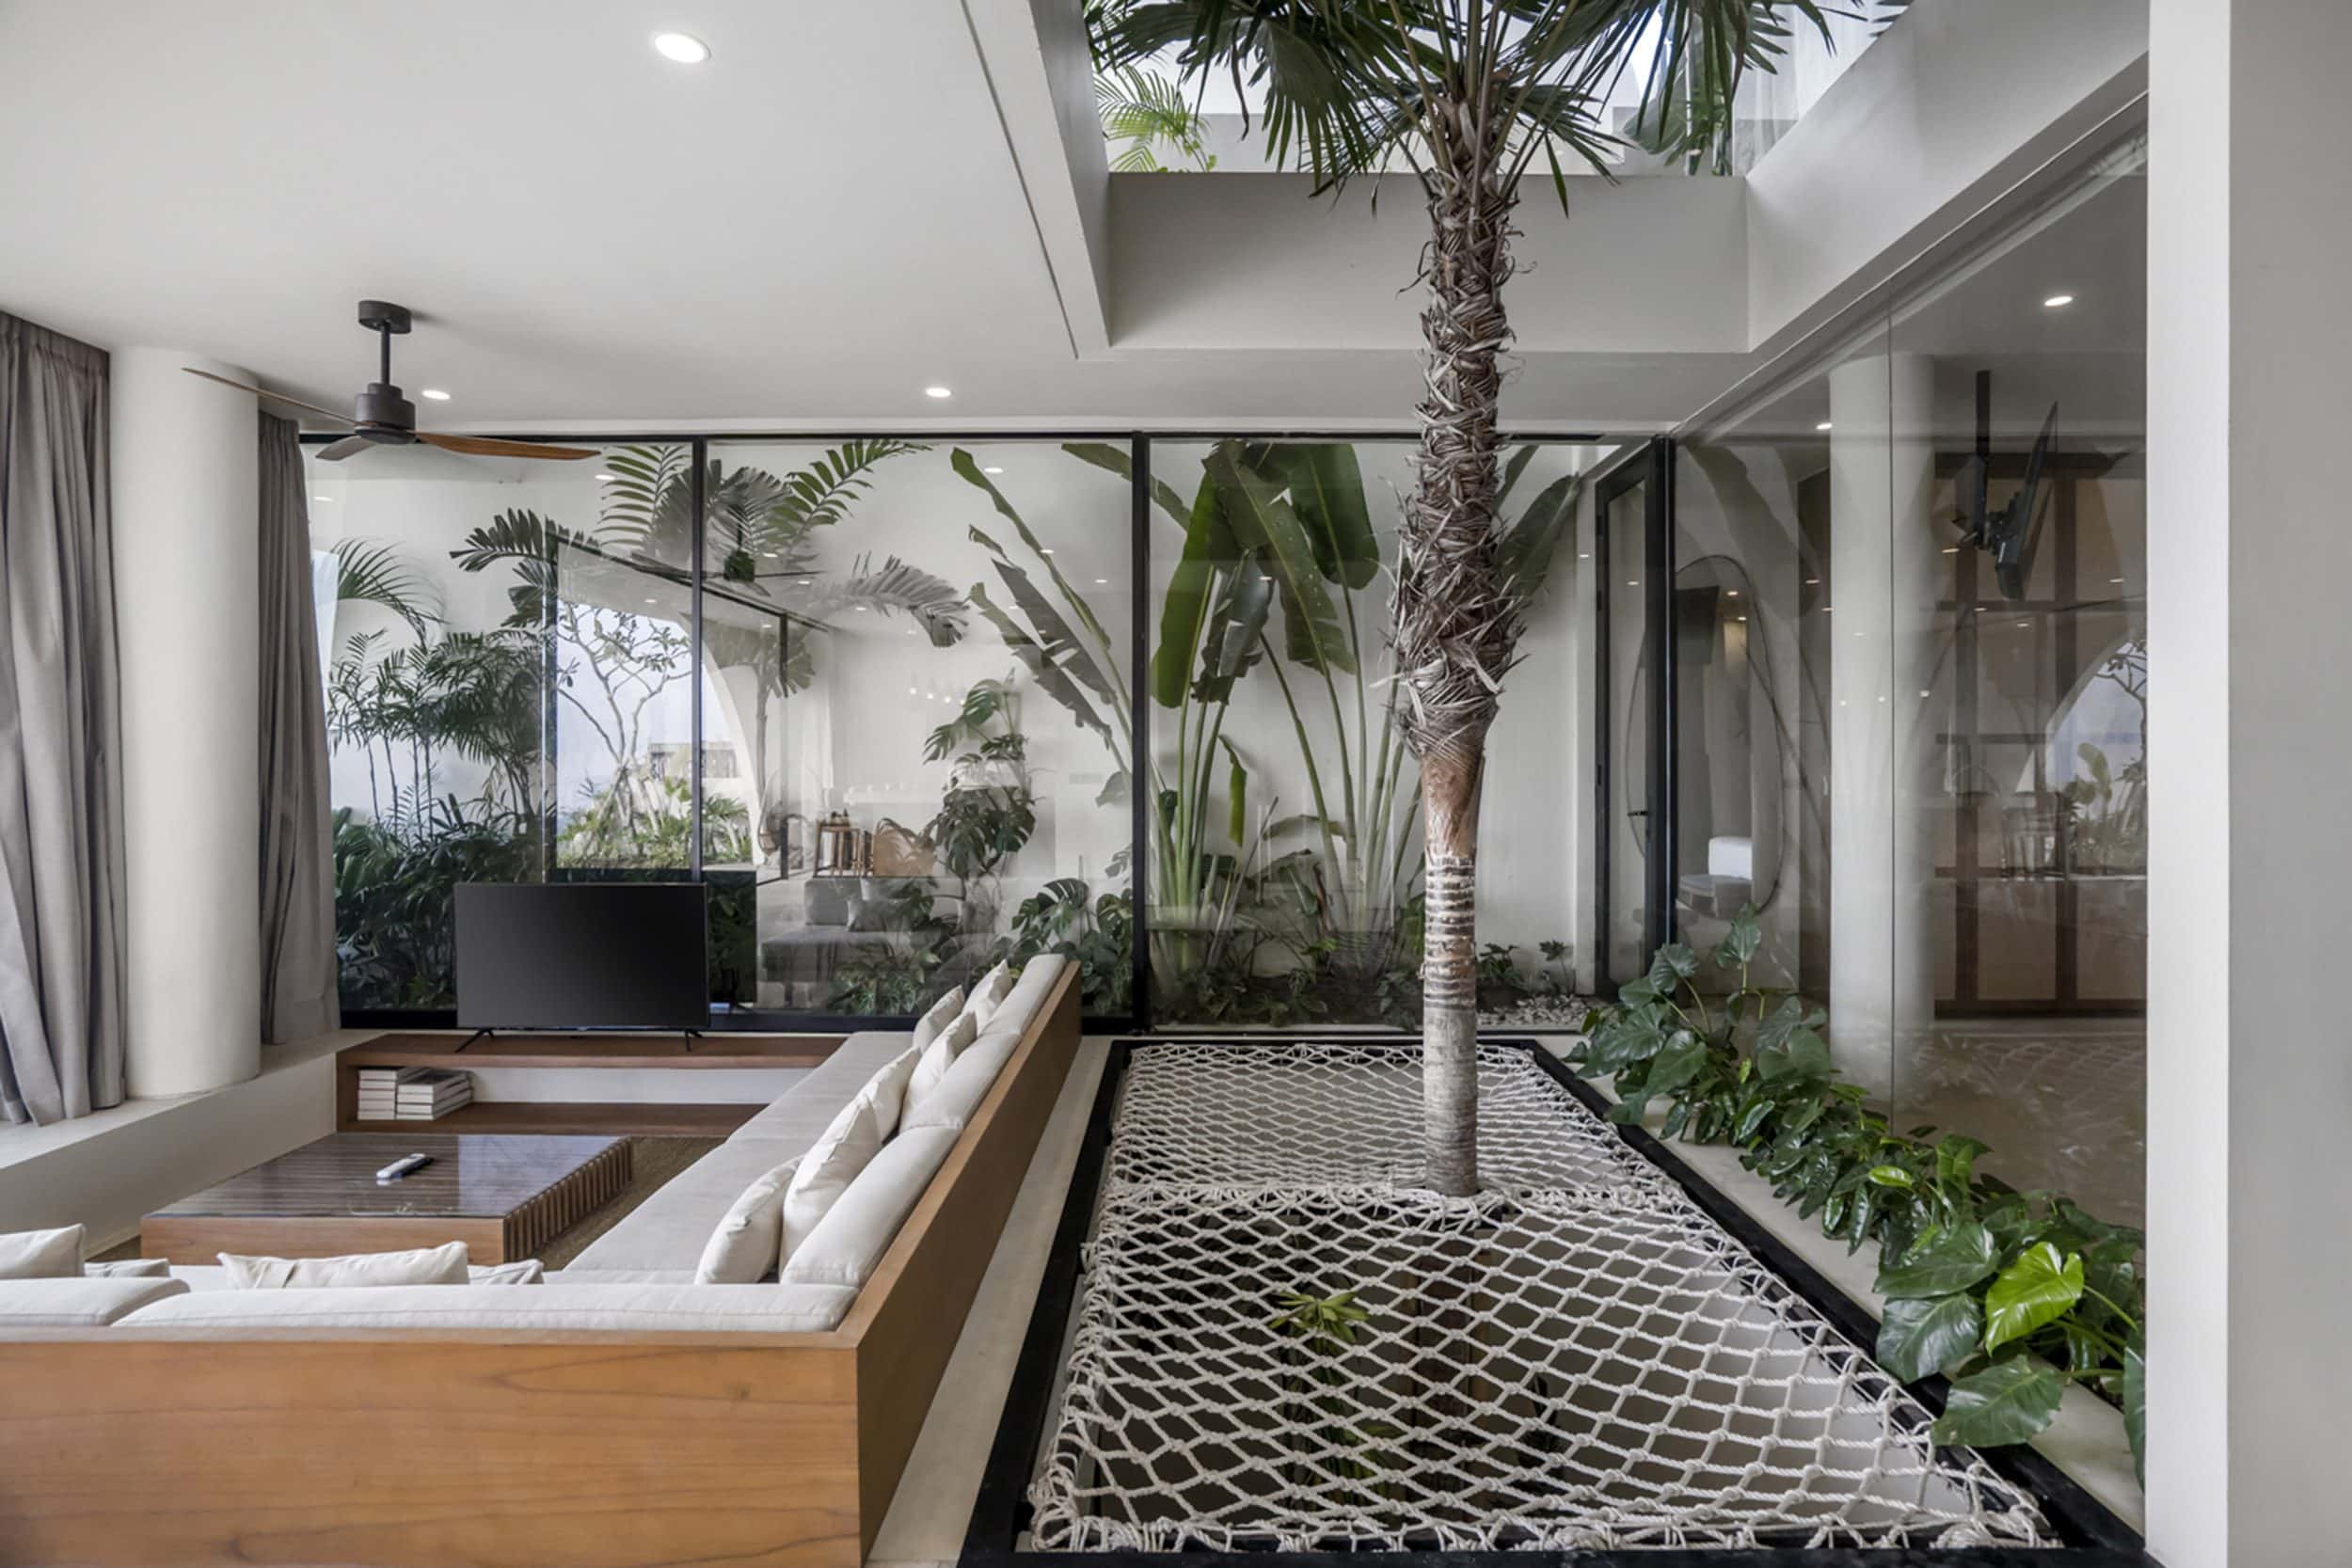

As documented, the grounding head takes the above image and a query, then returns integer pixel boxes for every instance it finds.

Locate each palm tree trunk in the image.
[1394,116,1518,1197]
[1420,750,1485,1196]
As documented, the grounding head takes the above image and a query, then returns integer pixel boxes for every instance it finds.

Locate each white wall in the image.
[2147,3,2352,1563]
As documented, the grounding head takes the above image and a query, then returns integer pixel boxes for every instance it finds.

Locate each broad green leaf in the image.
[1931,1359,2064,1449]
[1193,552,1277,702]
[1982,1243,2085,1353]
[1277,444,1379,589]
[2123,1342,2146,1488]
[1497,472,1580,606]
[1755,994,1806,1052]
[966,584,1110,744]
[1151,474,1243,708]
[1936,1133,1992,1193]
[1713,904,1763,969]
[1646,942,1700,992]
[1222,738,1248,846]
[1876,1223,1999,1300]
[1877,1293,1982,1383]
[1867,1164,1915,1190]
[952,450,1119,659]
[1204,445,1354,675]
[1644,1029,1709,1100]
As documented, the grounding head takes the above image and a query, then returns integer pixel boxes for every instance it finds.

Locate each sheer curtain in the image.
[0,313,127,1124]
[257,413,338,1042]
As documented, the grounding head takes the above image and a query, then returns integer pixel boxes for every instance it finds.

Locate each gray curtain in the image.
[258,413,339,1042]
[0,313,127,1124]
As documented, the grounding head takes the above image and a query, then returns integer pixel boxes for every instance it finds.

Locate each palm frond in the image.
[804,552,969,646]
[332,540,436,639]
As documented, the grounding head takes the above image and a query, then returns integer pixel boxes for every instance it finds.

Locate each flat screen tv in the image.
[454,882,708,1031]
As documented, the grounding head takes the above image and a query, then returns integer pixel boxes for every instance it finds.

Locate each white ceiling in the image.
[0,0,1768,433]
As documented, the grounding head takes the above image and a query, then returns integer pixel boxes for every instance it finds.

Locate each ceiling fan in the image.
[182,301,596,464]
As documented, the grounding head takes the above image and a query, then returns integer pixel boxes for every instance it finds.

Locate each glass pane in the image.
[704,439,1134,1020]
[1603,476,1652,989]
[1146,439,1582,1027]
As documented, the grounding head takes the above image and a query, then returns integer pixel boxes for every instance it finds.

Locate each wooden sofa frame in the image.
[0,967,1082,1568]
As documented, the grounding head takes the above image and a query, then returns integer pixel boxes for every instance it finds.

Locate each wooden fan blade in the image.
[180,367,353,424]
[415,431,599,461]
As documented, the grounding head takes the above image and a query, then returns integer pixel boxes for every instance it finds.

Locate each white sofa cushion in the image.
[218,1242,469,1290]
[84,1258,170,1278]
[903,1009,978,1121]
[0,1225,84,1279]
[694,1156,800,1285]
[986,953,1067,1036]
[781,1126,962,1289]
[564,1137,839,1275]
[0,1275,188,1326]
[474,1259,545,1285]
[911,986,964,1051]
[545,1267,699,1285]
[783,1049,918,1258]
[900,1024,1025,1133]
[115,1282,857,1334]
[960,962,1016,1031]
[726,1030,915,1148]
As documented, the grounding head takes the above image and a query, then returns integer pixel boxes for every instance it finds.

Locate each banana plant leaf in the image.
[1276,443,1379,590]
[1204,443,1355,676]
[1151,469,1243,707]
[966,583,1113,746]
[1498,471,1581,607]
[1195,549,1276,703]
[1063,440,1189,526]
[952,450,1120,660]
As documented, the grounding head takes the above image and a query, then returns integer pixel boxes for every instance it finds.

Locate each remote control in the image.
[375,1153,433,1184]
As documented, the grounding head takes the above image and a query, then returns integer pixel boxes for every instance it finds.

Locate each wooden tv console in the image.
[0,969,1082,1568]
[333,1030,847,1136]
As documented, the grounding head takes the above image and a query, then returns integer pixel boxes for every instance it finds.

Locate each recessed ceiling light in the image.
[2042,293,2075,309]
[924,385,953,400]
[797,578,812,587]
[1094,578,1109,585]
[1578,552,1590,560]
[1041,547,1056,556]
[420,388,451,401]
[1815,420,1834,432]
[2110,577,2126,584]
[311,494,332,503]
[643,597,658,605]
[982,466,1005,475]
[652,31,709,64]
[1943,546,1960,554]
[1725,589,1739,597]
[595,471,616,483]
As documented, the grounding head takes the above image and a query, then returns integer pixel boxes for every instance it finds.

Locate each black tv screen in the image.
[454,882,708,1031]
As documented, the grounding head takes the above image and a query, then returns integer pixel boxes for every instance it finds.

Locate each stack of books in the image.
[357,1066,474,1121]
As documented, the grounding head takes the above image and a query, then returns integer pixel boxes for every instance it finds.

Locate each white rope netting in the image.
[1026,1042,2051,1553]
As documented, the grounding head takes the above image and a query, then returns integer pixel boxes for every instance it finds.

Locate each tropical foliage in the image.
[1567,910,2146,1481]
[1089,0,1846,1194]
[1095,62,1218,171]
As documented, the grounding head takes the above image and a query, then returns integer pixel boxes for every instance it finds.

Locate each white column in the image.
[2148,5,2352,1564]
[1825,351,1937,1103]
[111,349,261,1098]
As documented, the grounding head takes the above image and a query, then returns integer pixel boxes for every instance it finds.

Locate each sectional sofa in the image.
[0,956,1081,1568]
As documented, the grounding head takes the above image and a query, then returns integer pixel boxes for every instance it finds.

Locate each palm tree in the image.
[1092,0,1847,1195]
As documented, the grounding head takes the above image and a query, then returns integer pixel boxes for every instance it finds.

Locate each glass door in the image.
[1594,441,1675,990]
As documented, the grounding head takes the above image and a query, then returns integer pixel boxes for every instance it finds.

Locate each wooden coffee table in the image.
[141,1132,632,1265]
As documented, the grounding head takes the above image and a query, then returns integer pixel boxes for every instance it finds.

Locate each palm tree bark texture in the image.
[1393,87,1524,1197]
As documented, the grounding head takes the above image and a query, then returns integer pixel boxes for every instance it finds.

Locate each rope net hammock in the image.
[1027,1042,2051,1553]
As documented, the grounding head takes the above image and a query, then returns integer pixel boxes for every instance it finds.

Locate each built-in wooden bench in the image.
[333,1031,847,1136]
[0,969,1081,1568]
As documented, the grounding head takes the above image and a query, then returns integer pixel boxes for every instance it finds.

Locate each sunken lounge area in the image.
[14,2,2345,1566]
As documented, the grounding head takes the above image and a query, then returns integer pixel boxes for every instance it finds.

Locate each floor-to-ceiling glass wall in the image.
[1143,439,1584,1028]
[1672,135,2147,1224]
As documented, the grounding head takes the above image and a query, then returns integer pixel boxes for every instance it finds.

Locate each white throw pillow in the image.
[473,1259,545,1285]
[911,985,964,1051]
[218,1242,470,1289]
[961,962,1017,1032]
[694,1157,800,1285]
[0,1225,84,1279]
[903,1010,979,1121]
[83,1258,170,1278]
[783,1050,917,1258]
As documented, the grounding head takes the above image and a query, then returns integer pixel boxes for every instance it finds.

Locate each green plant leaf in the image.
[1276,443,1379,589]
[1931,1358,2065,1449]
[1935,1133,1993,1193]
[1876,1223,1999,1300]
[1496,472,1580,607]
[1205,444,1355,675]
[2123,1341,2146,1488]
[1643,1029,1710,1100]
[1151,474,1243,708]
[1062,439,1189,526]
[1712,903,1763,969]
[1646,942,1700,991]
[1982,1243,2085,1353]
[1877,1293,1982,1383]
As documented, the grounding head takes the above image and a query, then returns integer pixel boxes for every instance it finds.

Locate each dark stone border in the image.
[961,1037,2153,1568]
